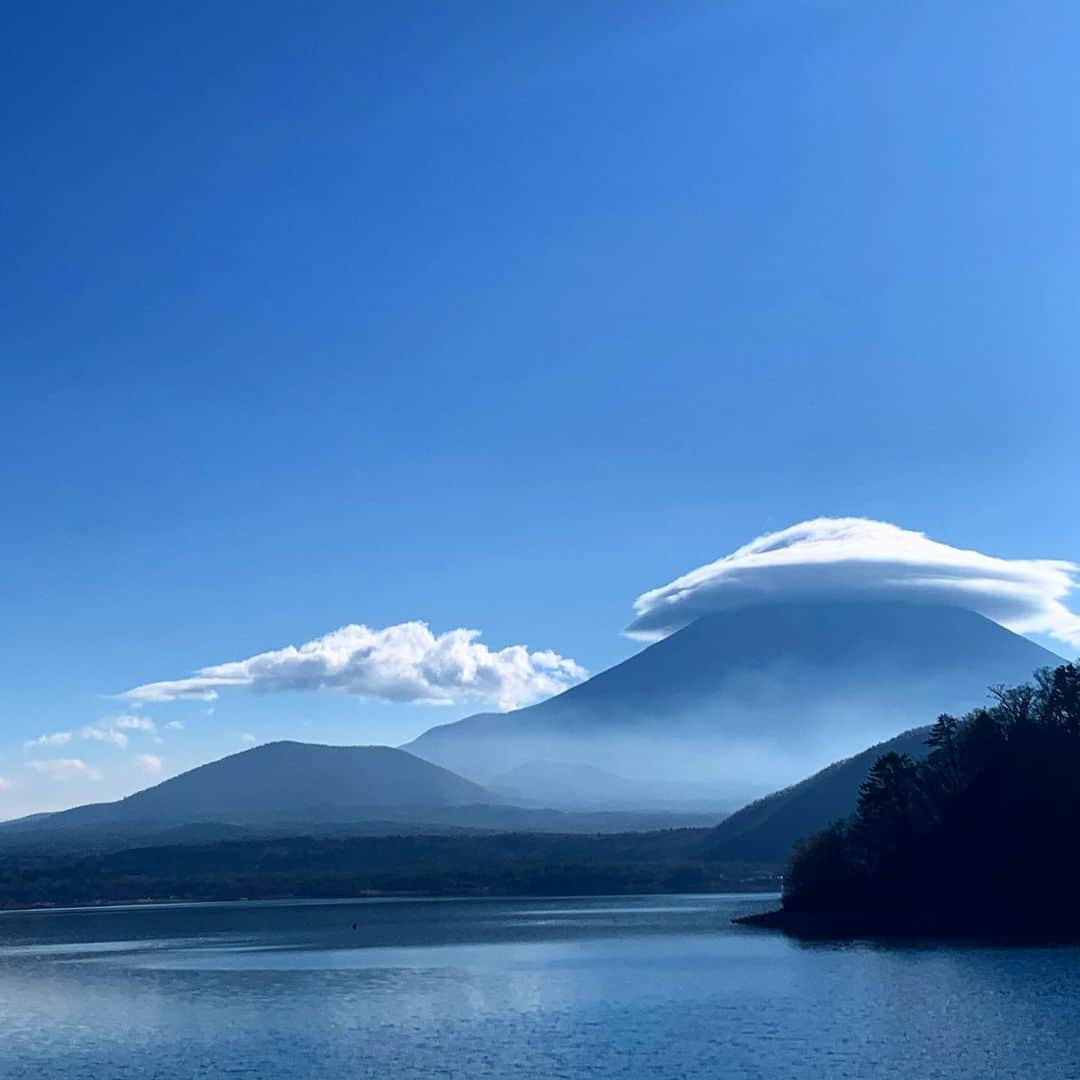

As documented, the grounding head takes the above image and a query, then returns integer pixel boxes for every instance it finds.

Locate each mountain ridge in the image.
[405,601,1061,801]
[27,742,498,832]
[704,725,935,862]
[0,742,727,850]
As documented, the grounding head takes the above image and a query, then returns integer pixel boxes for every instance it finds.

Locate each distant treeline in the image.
[0,829,778,909]
[784,661,1080,920]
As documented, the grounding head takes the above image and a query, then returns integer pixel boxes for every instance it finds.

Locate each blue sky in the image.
[2,0,1079,815]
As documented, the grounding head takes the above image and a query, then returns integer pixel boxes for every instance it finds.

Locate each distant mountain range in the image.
[4,601,1062,865]
[1,726,936,865]
[406,601,1059,802]
[10,743,490,830]
[0,743,724,851]
[0,723,961,907]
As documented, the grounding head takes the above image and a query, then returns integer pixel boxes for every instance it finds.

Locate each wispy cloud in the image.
[77,714,161,750]
[113,714,156,733]
[81,725,128,749]
[121,622,586,711]
[628,517,1080,646]
[135,753,164,775]
[26,758,102,782]
[23,731,73,751]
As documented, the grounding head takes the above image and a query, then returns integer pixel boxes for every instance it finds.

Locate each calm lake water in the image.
[0,893,1077,1078]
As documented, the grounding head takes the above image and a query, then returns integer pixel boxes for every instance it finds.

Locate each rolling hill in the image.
[16,742,497,833]
[0,743,725,851]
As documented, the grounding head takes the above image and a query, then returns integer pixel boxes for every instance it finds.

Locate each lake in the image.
[0,893,1076,1078]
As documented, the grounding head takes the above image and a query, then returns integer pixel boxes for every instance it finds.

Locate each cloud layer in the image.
[628,517,1080,646]
[122,621,587,711]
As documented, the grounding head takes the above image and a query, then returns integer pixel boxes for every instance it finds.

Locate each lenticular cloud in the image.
[122,622,587,711]
[627,517,1080,647]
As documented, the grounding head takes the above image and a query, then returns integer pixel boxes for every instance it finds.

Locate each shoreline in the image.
[735,908,1080,942]
[0,885,781,917]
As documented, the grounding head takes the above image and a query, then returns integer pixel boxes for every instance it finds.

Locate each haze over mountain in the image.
[0,743,727,849]
[704,726,935,864]
[488,760,736,812]
[406,600,1061,803]
[0,713,1042,907]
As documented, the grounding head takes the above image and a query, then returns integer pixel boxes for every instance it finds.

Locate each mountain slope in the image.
[704,726,934,863]
[37,742,499,831]
[406,601,1060,801]
[489,760,736,812]
[489,760,648,807]
[2,743,730,850]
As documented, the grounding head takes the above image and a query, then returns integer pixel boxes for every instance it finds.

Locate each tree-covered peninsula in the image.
[741,661,1080,937]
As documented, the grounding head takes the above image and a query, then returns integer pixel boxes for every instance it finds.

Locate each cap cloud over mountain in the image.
[11,519,1075,825]
[628,518,1080,646]
[408,596,1065,804]
[86,517,1077,817]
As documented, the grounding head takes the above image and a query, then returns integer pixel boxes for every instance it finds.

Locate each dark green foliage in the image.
[783,662,1080,916]
[0,829,779,909]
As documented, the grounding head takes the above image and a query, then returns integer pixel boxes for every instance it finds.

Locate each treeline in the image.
[784,661,1080,918]
[0,830,778,909]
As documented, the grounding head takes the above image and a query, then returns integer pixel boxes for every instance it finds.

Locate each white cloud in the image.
[135,753,164,775]
[23,731,73,751]
[113,714,156,733]
[0,776,10,791]
[26,758,102,782]
[239,733,258,745]
[79,715,158,750]
[628,517,1080,646]
[81,725,129,749]
[121,621,587,711]
[164,720,185,731]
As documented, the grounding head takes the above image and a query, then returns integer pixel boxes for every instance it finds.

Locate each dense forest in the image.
[781,661,1080,925]
[0,829,778,909]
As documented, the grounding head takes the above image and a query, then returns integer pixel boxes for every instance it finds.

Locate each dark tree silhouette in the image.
[783,661,1080,923]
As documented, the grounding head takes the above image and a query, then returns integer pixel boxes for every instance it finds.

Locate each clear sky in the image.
[3,0,1079,816]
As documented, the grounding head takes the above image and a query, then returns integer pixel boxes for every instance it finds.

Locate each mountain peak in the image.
[406,601,1060,803]
[42,743,497,832]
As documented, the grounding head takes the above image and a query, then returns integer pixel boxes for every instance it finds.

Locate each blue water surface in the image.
[0,893,1076,1078]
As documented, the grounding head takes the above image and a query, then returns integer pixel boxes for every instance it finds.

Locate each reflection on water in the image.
[0,894,1076,1078]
